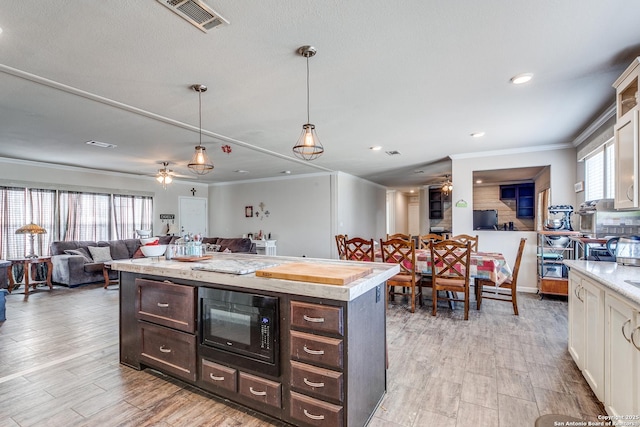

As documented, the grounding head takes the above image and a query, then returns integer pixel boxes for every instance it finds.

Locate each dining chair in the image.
[430,239,472,320]
[335,234,348,260]
[344,237,375,262]
[418,233,445,249]
[476,237,526,315]
[449,234,479,252]
[380,238,423,313]
[386,233,411,241]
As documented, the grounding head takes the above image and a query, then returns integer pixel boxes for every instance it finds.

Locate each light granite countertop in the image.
[564,260,640,306]
[110,253,399,302]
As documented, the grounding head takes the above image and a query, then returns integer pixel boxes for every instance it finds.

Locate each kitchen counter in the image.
[110,253,399,302]
[563,260,640,306]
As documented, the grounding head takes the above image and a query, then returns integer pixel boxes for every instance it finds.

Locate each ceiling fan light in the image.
[165,175,173,184]
[156,175,164,183]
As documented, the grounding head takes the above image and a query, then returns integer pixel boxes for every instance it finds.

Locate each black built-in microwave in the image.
[198,287,279,377]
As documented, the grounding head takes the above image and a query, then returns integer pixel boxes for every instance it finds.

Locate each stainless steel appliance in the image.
[546,205,573,231]
[578,199,640,237]
[607,236,640,266]
[199,287,279,376]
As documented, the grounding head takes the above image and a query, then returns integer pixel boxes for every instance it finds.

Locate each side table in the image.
[103,263,119,289]
[7,256,53,295]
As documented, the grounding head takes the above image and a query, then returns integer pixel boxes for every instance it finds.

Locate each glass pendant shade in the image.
[188,84,214,175]
[442,179,453,195]
[292,46,323,161]
[188,145,214,174]
[293,123,324,160]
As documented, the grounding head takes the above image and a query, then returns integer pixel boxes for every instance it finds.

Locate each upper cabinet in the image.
[613,58,640,210]
[500,183,535,218]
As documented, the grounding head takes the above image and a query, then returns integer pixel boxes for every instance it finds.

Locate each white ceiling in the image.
[0,1,638,190]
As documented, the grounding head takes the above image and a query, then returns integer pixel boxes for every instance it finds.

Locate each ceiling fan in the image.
[154,161,195,189]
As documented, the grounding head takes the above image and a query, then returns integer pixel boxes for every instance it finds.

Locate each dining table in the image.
[375,249,513,285]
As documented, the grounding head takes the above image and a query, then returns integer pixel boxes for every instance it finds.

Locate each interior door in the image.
[179,196,208,236]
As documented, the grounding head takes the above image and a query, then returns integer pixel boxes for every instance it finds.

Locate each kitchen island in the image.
[564,260,640,418]
[112,253,399,427]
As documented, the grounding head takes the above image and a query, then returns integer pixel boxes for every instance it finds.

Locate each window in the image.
[0,186,153,260]
[585,139,615,201]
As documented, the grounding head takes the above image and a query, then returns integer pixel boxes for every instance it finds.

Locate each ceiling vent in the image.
[385,150,401,156]
[157,0,229,32]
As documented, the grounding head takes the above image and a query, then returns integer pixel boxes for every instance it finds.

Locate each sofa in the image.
[50,236,256,287]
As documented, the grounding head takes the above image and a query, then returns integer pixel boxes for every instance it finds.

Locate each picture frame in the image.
[245,206,253,217]
[574,181,584,193]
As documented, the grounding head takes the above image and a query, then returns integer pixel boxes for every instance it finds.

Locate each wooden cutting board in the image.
[255,262,373,286]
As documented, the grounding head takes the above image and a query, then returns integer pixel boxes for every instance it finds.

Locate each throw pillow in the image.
[64,248,93,263]
[88,246,113,263]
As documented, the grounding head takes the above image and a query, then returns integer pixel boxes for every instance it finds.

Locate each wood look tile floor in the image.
[0,282,605,426]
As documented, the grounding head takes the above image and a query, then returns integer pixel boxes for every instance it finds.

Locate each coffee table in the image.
[7,256,53,295]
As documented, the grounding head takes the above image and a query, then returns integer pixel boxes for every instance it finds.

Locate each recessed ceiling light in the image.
[510,73,533,85]
[409,190,415,193]
[470,132,485,138]
[370,146,382,151]
[85,140,117,148]
[234,169,249,174]
[476,180,483,184]
[280,170,291,174]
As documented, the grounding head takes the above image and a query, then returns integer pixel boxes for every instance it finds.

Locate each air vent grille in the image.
[157,0,229,32]
[386,150,401,156]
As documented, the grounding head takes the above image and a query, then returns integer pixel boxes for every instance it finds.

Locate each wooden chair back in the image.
[386,233,411,241]
[379,238,422,313]
[429,239,472,320]
[335,234,348,260]
[344,237,375,262]
[418,233,444,249]
[449,234,479,252]
[476,237,526,315]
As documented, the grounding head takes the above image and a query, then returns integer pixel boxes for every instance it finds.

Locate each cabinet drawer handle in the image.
[163,280,173,284]
[157,302,169,308]
[209,374,225,381]
[303,345,325,356]
[159,345,172,353]
[631,325,640,351]
[622,319,632,343]
[249,387,267,396]
[303,378,325,388]
[303,409,325,421]
[303,314,325,323]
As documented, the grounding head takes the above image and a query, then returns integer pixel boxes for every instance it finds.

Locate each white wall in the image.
[208,172,386,259]
[450,146,577,292]
[0,158,208,236]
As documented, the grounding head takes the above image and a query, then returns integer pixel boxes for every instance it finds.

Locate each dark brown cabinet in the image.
[500,183,534,219]
[429,188,447,219]
[119,272,386,427]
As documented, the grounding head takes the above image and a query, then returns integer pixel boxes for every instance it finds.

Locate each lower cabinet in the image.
[604,293,640,417]
[120,273,386,427]
[569,269,640,415]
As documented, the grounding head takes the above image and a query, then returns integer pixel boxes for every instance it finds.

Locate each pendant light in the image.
[188,84,214,174]
[292,45,324,161]
[441,174,453,196]
[156,162,174,190]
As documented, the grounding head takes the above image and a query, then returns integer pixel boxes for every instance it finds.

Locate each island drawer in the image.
[139,321,196,381]
[290,391,343,427]
[201,358,237,392]
[290,330,343,369]
[135,278,195,333]
[290,301,344,336]
[290,360,343,402]
[238,372,282,408]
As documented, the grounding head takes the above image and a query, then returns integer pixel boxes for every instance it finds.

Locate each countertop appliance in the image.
[199,287,280,376]
[546,205,574,231]
[577,199,615,237]
[607,236,640,266]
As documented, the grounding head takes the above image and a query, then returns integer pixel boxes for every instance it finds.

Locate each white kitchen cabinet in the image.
[604,293,640,417]
[568,271,605,400]
[613,57,640,210]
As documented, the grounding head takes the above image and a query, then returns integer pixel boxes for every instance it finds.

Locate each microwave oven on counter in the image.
[198,287,280,377]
